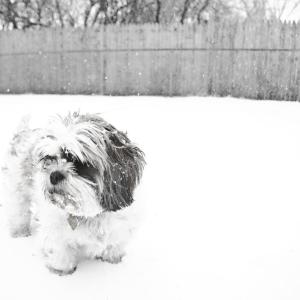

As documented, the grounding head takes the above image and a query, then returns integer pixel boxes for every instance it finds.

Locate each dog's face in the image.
[38,145,101,217]
[33,113,145,217]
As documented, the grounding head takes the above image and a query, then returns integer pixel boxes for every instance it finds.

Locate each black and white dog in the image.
[3,112,145,275]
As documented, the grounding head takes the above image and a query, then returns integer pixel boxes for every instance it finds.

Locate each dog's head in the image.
[33,112,145,217]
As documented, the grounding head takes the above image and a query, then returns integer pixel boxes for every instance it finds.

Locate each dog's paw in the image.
[47,265,77,276]
[42,244,78,276]
[98,245,125,264]
[9,226,31,238]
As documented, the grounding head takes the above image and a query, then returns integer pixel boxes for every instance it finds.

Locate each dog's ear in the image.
[101,124,145,211]
[74,113,145,211]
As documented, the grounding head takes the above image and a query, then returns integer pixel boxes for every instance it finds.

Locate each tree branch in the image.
[180,0,192,24]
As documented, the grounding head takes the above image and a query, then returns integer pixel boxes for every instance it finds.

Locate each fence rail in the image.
[1,21,300,99]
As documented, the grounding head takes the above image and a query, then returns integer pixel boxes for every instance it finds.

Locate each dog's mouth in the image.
[44,177,102,218]
[46,190,80,211]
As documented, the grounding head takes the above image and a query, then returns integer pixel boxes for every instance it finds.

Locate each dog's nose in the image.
[50,171,65,185]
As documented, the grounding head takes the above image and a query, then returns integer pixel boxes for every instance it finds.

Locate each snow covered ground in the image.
[1,95,300,300]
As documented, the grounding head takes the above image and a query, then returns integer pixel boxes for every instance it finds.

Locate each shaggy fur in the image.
[2,112,145,275]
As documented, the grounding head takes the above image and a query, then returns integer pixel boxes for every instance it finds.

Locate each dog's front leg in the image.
[42,237,78,276]
[38,206,79,275]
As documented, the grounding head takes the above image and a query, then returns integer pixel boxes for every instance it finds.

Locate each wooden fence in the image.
[1,21,300,99]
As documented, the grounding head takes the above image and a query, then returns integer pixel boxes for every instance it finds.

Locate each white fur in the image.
[36,193,139,274]
[2,114,143,275]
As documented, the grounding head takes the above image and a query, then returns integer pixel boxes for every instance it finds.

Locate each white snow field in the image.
[1,95,300,300]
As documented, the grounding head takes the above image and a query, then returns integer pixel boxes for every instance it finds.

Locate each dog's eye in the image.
[42,155,56,167]
[42,155,56,161]
[67,155,76,163]
[61,150,77,163]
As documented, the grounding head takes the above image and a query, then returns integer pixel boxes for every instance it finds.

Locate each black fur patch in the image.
[101,124,145,211]
[75,114,145,212]
[61,148,98,182]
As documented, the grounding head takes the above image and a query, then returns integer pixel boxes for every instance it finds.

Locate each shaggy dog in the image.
[2,112,145,275]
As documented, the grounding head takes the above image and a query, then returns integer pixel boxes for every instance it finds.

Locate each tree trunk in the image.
[155,0,161,23]
[180,0,191,24]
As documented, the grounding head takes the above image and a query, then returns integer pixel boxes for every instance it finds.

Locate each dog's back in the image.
[2,117,39,237]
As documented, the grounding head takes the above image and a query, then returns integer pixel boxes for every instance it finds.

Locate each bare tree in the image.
[180,0,191,24]
[4,0,286,30]
[155,0,161,23]
[268,0,300,20]
[235,0,300,21]
[0,0,53,29]
[0,0,78,29]
[178,0,232,24]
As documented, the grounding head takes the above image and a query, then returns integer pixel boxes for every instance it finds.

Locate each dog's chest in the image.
[72,215,106,242]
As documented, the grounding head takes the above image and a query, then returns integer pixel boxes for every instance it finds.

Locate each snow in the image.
[1,95,300,300]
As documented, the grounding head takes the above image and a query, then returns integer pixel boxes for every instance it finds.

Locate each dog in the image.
[2,112,145,275]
